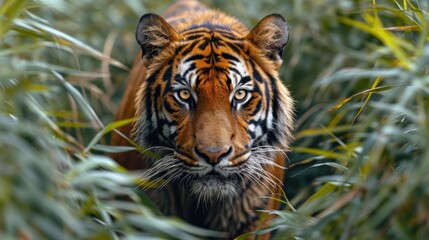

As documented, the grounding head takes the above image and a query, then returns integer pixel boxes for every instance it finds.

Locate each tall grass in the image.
[1,0,428,239]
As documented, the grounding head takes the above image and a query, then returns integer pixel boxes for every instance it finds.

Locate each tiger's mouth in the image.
[141,147,282,202]
[175,150,251,168]
[176,153,249,179]
[184,159,261,203]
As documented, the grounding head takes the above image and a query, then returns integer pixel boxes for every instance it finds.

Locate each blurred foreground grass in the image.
[1,0,428,239]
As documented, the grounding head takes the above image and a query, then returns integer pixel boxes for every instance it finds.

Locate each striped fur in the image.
[112,0,294,238]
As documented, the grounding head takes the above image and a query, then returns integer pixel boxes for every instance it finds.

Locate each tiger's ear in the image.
[246,14,289,67]
[136,13,179,61]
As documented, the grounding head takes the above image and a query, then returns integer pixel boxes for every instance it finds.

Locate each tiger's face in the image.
[133,13,294,202]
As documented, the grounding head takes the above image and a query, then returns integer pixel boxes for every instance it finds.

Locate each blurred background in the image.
[1,0,428,239]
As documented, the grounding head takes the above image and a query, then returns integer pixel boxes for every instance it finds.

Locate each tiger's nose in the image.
[195,146,232,166]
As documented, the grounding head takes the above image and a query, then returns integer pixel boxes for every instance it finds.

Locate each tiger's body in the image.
[112,0,294,238]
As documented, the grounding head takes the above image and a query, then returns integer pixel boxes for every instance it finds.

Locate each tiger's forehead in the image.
[180,23,244,40]
[175,30,250,89]
[176,47,249,91]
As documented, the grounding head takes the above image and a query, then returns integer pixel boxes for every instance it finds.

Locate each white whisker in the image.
[135,143,288,206]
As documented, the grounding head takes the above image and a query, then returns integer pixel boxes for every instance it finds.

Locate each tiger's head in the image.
[133,13,294,202]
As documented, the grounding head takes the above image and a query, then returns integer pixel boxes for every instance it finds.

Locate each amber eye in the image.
[234,89,247,101]
[178,89,191,100]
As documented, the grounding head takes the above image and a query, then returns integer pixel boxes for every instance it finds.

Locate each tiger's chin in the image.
[188,174,240,203]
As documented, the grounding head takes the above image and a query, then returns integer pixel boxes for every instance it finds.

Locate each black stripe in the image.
[248,130,256,139]
[232,150,250,161]
[249,119,263,125]
[183,62,196,77]
[228,67,242,76]
[226,42,242,54]
[218,34,240,40]
[221,52,239,62]
[162,63,173,82]
[250,60,263,83]
[269,75,278,121]
[245,99,262,117]
[185,54,205,62]
[180,40,199,56]
[240,76,251,85]
[216,40,226,47]
[215,66,227,73]
[267,75,280,144]
[176,151,195,162]
[185,34,204,40]
[175,45,184,54]
[264,81,271,125]
[163,97,177,114]
[145,69,160,85]
[153,85,161,122]
[182,29,210,35]
[226,75,232,91]
[144,83,161,141]
[198,40,209,50]
[174,74,187,85]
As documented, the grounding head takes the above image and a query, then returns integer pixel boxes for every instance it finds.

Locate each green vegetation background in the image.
[1,0,428,239]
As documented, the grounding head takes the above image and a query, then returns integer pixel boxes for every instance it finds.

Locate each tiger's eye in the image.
[234,89,247,101]
[179,89,191,100]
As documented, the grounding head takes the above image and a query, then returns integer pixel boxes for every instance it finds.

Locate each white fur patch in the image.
[267,106,274,129]
[255,125,263,138]
[170,125,176,134]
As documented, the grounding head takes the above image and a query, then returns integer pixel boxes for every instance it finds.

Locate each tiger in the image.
[111,0,294,238]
